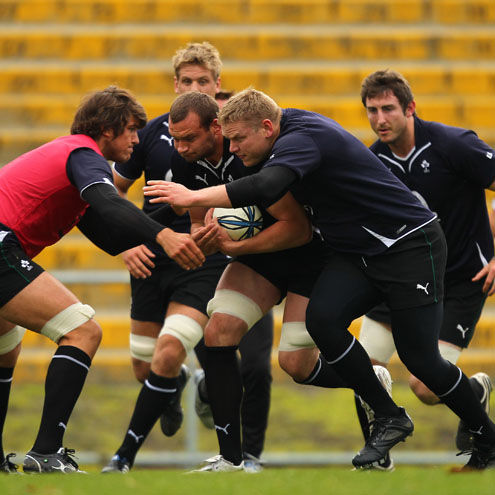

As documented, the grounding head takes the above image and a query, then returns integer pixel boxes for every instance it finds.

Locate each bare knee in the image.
[59,319,102,358]
[151,335,187,377]
[132,358,151,383]
[204,314,246,347]
[409,375,440,405]
[279,348,319,382]
[0,342,22,368]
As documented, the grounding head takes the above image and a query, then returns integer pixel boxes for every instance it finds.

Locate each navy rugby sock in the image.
[0,367,14,463]
[116,371,178,466]
[32,346,91,454]
[205,345,243,466]
[437,368,495,443]
[296,353,349,388]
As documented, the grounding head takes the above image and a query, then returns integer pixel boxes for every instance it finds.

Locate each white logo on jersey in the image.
[487,152,493,159]
[162,121,169,128]
[396,224,407,234]
[456,324,469,339]
[20,260,33,271]
[269,154,275,159]
[160,135,174,147]
[102,177,113,186]
[420,159,430,173]
[164,169,173,182]
[214,423,230,435]
[195,174,209,186]
[58,422,67,430]
[416,282,429,295]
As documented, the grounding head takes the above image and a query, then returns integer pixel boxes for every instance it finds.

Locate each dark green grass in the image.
[2,467,495,495]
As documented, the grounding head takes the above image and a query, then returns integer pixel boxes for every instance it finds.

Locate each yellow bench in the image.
[1,26,495,61]
[2,0,494,25]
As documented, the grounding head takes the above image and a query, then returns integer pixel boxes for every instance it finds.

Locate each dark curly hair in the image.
[70,86,147,139]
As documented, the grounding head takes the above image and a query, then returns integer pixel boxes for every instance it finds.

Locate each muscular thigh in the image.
[0,271,80,332]
[216,261,281,313]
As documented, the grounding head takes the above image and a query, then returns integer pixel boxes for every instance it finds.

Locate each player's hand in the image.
[192,223,220,255]
[156,228,205,270]
[204,212,240,256]
[121,244,156,279]
[144,181,196,207]
[472,257,495,295]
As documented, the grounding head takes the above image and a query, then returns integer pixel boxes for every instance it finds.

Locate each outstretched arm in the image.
[143,165,297,209]
[80,183,204,270]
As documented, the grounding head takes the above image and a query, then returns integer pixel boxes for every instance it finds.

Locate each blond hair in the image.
[172,42,222,80]
[218,88,281,128]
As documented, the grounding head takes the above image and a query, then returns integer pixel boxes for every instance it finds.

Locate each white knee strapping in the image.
[206,289,263,330]
[129,334,157,363]
[0,325,26,354]
[358,316,396,364]
[278,322,316,352]
[438,341,461,364]
[40,302,95,343]
[158,314,203,354]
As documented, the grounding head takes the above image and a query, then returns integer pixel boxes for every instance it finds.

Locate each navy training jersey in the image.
[67,148,115,194]
[113,112,190,234]
[370,116,495,282]
[263,108,436,256]
[171,139,276,230]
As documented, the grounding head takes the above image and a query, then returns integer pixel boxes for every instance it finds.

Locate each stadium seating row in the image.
[1,26,495,61]
[1,0,494,24]
[1,63,493,96]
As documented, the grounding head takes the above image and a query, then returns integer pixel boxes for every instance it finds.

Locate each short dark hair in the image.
[360,70,414,113]
[215,90,234,102]
[169,92,219,129]
[70,86,147,139]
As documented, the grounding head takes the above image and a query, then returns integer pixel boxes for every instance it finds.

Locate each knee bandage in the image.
[278,322,316,352]
[40,302,95,343]
[207,289,263,330]
[438,341,461,364]
[158,314,203,353]
[358,316,396,364]
[129,334,157,362]
[0,325,26,354]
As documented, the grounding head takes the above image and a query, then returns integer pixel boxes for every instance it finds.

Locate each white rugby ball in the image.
[212,206,263,241]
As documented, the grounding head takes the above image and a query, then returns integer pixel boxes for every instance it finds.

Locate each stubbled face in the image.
[365,90,414,146]
[222,121,272,167]
[102,117,140,162]
[169,111,217,162]
[174,64,220,96]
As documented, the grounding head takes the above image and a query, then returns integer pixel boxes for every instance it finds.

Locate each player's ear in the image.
[211,118,222,134]
[100,127,114,139]
[405,100,416,118]
[261,119,274,137]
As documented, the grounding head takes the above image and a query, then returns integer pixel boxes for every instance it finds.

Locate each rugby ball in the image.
[212,206,263,241]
